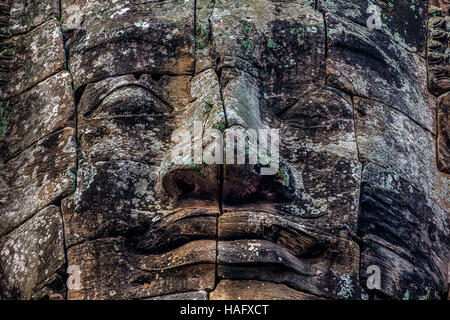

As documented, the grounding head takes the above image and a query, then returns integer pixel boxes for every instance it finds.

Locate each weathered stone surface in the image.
[318,0,428,55]
[274,87,360,235]
[427,3,450,96]
[147,290,208,300]
[218,212,362,299]
[210,280,323,300]
[0,0,448,301]
[78,77,175,164]
[194,0,216,73]
[64,69,223,241]
[0,71,75,162]
[355,97,448,189]
[62,69,223,299]
[210,0,324,83]
[359,163,449,300]
[0,128,76,236]
[327,14,436,133]
[0,3,73,299]
[0,1,12,41]
[159,68,225,203]
[62,0,195,88]
[430,0,450,14]
[9,0,59,35]
[204,1,363,299]
[66,238,215,300]
[210,0,359,229]
[354,97,448,230]
[437,92,450,173]
[221,84,361,279]
[62,161,218,250]
[0,18,65,99]
[0,206,65,300]
[354,97,449,299]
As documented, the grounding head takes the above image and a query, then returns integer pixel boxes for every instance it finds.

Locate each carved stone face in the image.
[60,0,362,299]
[59,0,449,300]
[1,0,447,300]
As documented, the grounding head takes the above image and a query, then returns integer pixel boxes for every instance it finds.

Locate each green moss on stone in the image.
[267,38,281,50]
[68,166,77,195]
[196,23,210,51]
[419,287,431,300]
[0,100,10,137]
[214,122,226,132]
[241,38,254,52]
[402,290,409,300]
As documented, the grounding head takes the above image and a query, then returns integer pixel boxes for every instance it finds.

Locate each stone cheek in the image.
[0,71,75,162]
[359,163,449,300]
[0,128,76,237]
[354,98,449,299]
[276,87,360,234]
[0,206,65,300]
[0,18,65,99]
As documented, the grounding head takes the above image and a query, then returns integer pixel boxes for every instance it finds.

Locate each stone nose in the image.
[159,123,295,204]
[159,132,295,204]
[160,161,221,202]
[158,107,225,203]
[159,67,296,204]
[222,125,296,204]
[219,69,296,203]
[158,68,225,203]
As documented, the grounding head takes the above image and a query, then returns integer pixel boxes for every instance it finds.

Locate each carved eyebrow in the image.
[333,37,389,66]
[82,82,173,117]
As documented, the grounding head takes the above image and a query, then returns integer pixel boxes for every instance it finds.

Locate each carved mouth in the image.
[127,203,331,281]
[119,205,340,300]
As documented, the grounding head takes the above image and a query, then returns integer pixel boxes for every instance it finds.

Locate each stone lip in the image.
[217,239,327,277]
[62,198,218,253]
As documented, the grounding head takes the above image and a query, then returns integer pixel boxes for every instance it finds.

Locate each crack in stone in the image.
[196,0,228,293]
[193,0,197,76]
[323,11,328,62]
[56,202,69,298]
[58,0,78,299]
